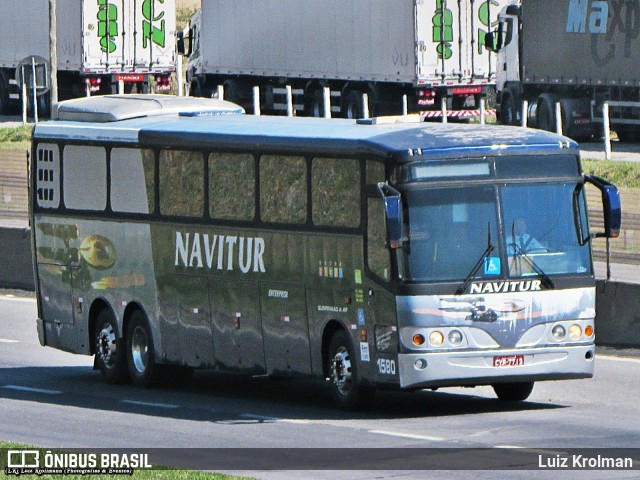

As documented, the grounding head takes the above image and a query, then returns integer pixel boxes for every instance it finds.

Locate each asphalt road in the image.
[0,293,639,479]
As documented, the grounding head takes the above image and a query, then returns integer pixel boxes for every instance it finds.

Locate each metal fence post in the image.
[22,81,28,125]
[441,97,448,124]
[521,100,528,127]
[480,98,486,125]
[555,102,562,135]
[253,86,261,116]
[31,58,38,123]
[402,95,408,116]
[217,85,224,100]
[362,93,369,119]
[286,85,293,116]
[323,87,331,118]
[603,102,612,160]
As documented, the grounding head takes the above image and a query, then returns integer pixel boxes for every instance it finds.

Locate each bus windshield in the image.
[502,183,591,278]
[402,185,500,282]
[400,182,591,283]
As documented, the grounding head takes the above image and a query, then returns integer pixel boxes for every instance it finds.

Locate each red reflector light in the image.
[452,86,482,95]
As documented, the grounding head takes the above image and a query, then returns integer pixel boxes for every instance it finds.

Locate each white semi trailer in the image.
[179,0,508,119]
[0,0,176,115]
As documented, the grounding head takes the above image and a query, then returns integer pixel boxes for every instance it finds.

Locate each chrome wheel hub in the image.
[97,324,117,368]
[131,326,149,374]
[331,347,352,395]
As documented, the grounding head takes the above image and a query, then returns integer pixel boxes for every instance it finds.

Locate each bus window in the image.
[110,149,155,214]
[367,160,385,185]
[502,183,591,276]
[402,186,499,282]
[260,155,307,224]
[159,150,205,217]
[209,152,255,221]
[367,197,390,281]
[312,157,360,228]
[63,146,107,211]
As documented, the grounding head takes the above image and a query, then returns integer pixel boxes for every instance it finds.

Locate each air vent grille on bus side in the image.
[36,144,60,209]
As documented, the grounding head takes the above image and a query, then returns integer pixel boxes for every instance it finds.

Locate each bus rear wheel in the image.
[94,309,128,384]
[327,330,375,409]
[492,382,534,402]
[125,311,158,387]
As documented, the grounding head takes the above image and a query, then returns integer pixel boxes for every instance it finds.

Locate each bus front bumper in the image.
[397,345,595,389]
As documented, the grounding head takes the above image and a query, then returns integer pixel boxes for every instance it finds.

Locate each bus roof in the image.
[36,95,579,160]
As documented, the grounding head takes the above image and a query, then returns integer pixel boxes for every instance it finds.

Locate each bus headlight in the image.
[585,325,594,338]
[448,330,463,346]
[551,325,566,341]
[412,334,425,346]
[429,331,444,347]
[569,324,583,340]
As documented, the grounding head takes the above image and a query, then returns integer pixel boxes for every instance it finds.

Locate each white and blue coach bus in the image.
[31,95,621,409]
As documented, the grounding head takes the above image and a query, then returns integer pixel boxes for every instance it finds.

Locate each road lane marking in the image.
[0,295,36,303]
[0,338,19,343]
[121,400,180,409]
[598,354,640,364]
[369,430,445,442]
[240,413,310,424]
[2,385,62,395]
[495,446,566,455]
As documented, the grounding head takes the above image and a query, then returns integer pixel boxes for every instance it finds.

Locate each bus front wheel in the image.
[94,309,128,384]
[327,330,375,409]
[125,311,158,387]
[492,382,534,402]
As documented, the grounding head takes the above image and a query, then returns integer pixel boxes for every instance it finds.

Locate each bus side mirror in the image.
[377,182,404,249]
[586,175,622,238]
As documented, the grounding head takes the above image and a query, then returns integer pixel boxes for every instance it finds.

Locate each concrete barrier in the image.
[1,226,638,347]
[0,226,34,290]
[595,280,640,348]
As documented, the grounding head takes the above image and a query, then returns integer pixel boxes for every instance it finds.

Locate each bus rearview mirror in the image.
[585,175,622,239]
[377,183,404,249]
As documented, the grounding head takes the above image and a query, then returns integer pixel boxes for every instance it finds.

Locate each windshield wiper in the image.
[456,223,494,296]
[509,223,554,289]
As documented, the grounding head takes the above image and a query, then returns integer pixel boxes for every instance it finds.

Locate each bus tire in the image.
[94,309,128,384]
[125,310,158,387]
[492,381,534,402]
[327,330,375,410]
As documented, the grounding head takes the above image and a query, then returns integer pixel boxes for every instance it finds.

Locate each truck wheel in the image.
[537,96,556,132]
[309,89,325,117]
[492,382,534,402]
[500,94,517,126]
[125,310,158,387]
[0,79,9,115]
[344,91,363,119]
[327,330,375,409]
[616,129,640,143]
[95,309,128,384]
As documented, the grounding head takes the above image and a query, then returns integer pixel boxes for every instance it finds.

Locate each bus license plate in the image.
[493,355,524,367]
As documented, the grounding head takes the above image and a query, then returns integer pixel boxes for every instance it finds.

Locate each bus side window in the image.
[63,145,107,211]
[159,150,205,218]
[260,155,307,224]
[110,148,155,214]
[209,152,255,221]
[367,197,390,282]
[367,160,386,185]
[312,157,360,228]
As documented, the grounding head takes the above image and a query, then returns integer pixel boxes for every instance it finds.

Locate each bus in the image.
[32,94,621,409]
